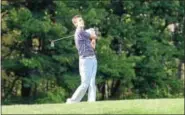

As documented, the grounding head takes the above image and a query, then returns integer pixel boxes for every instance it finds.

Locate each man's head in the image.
[72,15,84,28]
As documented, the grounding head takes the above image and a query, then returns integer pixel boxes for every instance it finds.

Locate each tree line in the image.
[1,0,184,104]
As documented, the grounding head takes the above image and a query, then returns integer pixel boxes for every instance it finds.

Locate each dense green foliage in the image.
[1,0,184,104]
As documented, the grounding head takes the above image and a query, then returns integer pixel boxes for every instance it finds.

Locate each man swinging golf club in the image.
[66,15,98,104]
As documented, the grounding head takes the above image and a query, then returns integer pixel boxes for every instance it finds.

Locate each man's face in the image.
[76,17,84,28]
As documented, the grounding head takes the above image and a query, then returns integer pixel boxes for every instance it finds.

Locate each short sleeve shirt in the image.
[74,28,95,57]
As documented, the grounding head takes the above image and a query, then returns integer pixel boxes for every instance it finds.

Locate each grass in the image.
[2,98,184,114]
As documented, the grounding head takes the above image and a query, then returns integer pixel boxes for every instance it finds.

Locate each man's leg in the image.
[67,58,93,103]
[88,58,97,102]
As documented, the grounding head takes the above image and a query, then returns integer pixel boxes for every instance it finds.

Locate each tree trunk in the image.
[178,60,184,80]
[111,79,121,98]
[111,79,115,97]
[46,80,49,91]
[101,82,105,100]
[105,80,109,99]
[21,79,31,98]
[33,83,37,99]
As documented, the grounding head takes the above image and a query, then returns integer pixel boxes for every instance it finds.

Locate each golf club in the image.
[50,35,74,47]
[50,27,101,47]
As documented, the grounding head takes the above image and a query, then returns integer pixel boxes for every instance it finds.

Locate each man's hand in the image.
[91,39,96,49]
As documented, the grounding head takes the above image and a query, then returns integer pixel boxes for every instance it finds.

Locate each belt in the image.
[80,55,96,59]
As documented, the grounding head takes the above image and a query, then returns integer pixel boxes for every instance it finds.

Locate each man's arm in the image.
[89,29,97,49]
[83,28,97,49]
[90,29,97,39]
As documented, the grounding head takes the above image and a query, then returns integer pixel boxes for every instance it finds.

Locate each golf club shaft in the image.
[52,35,74,42]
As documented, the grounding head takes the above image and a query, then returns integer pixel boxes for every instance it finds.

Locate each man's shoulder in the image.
[75,29,86,36]
[75,28,90,40]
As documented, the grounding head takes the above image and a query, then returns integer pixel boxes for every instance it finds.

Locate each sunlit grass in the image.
[2,98,184,114]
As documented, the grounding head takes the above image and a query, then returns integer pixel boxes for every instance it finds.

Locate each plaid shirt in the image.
[74,28,95,57]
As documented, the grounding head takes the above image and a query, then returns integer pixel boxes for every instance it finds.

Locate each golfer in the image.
[66,15,97,104]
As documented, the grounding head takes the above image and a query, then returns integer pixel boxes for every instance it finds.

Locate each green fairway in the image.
[2,98,184,114]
